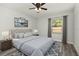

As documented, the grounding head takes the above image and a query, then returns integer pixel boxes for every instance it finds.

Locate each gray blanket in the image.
[12,36,54,56]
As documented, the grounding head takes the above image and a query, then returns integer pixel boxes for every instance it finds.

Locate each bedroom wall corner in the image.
[74,4,79,55]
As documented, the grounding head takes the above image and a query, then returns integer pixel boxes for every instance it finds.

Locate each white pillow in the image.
[18,33,24,38]
[14,33,24,38]
[24,32,32,38]
[14,33,19,38]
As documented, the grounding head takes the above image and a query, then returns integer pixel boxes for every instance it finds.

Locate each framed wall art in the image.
[14,17,28,27]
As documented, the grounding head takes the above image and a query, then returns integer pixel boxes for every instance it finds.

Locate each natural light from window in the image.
[51,17,63,33]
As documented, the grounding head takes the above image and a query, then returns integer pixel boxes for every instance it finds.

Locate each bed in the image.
[11,29,54,56]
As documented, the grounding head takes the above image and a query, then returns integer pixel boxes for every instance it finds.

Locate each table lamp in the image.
[2,31,10,40]
[33,29,38,34]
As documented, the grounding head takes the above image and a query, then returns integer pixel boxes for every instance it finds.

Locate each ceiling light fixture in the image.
[35,8,41,13]
[29,3,47,13]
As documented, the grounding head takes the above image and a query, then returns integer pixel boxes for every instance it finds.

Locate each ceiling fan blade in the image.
[29,8,35,9]
[32,3,36,6]
[41,3,45,6]
[41,7,47,10]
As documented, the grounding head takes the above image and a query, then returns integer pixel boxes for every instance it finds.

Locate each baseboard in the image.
[67,41,73,44]
[73,44,79,56]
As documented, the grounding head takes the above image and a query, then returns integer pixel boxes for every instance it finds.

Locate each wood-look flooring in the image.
[0,43,78,56]
[60,43,78,56]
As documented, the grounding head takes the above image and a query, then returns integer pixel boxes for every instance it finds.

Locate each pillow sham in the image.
[14,33,24,38]
[24,32,32,38]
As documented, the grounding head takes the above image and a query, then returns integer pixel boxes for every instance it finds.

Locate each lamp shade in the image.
[2,31,9,37]
[35,8,41,13]
[33,29,38,33]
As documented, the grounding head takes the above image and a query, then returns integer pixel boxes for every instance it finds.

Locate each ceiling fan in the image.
[29,3,47,13]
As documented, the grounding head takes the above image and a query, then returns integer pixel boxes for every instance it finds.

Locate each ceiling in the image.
[0,3,75,19]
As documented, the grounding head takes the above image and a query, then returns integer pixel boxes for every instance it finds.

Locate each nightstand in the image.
[33,34,39,36]
[0,39,12,51]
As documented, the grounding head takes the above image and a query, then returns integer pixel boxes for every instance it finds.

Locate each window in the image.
[51,17,63,33]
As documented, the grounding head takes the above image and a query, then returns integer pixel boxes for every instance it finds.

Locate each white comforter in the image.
[12,36,54,56]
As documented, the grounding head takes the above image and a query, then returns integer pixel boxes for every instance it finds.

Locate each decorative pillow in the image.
[18,33,24,38]
[14,33,19,38]
[24,32,32,38]
[14,33,24,38]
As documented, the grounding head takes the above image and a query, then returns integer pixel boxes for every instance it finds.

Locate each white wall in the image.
[0,6,36,40]
[74,4,79,55]
[37,10,74,44]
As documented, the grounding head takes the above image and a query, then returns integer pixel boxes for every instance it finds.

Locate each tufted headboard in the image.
[10,29,33,39]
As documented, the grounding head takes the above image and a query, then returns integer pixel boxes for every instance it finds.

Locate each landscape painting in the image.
[14,17,28,27]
